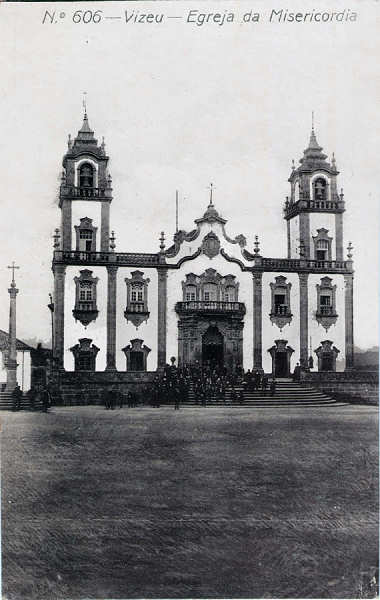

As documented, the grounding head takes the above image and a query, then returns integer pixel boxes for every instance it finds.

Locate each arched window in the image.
[79,163,94,196]
[203,283,217,302]
[185,285,197,301]
[313,177,327,201]
[316,239,329,261]
[224,286,236,302]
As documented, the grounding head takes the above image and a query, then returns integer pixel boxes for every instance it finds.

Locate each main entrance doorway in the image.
[202,326,224,368]
[274,352,288,377]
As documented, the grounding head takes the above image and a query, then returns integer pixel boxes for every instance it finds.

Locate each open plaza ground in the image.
[1,404,378,599]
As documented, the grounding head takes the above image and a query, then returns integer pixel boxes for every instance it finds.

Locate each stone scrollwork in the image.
[73,269,99,327]
[124,270,150,328]
[269,276,293,331]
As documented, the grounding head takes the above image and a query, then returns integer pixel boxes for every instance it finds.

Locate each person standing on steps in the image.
[261,375,268,397]
[270,378,276,397]
[11,385,22,411]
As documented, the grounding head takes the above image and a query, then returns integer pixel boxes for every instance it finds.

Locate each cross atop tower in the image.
[7,262,20,287]
[208,182,215,207]
[83,91,87,117]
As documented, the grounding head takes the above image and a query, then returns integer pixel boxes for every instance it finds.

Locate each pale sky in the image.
[0,0,378,349]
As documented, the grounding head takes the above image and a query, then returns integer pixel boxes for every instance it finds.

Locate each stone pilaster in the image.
[287,220,291,258]
[298,273,309,369]
[61,199,72,251]
[344,274,354,370]
[101,202,110,252]
[157,269,168,370]
[5,283,19,391]
[53,264,66,370]
[106,265,118,371]
[335,213,344,262]
[252,272,263,370]
[299,212,310,259]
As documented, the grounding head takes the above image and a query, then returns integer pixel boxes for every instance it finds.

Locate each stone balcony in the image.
[59,185,112,203]
[175,300,246,316]
[284,199,345,219]
[53,250,160,267]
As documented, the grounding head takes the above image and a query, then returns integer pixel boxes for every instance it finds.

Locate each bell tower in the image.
[59,111,113,252]
[284,125,345,262]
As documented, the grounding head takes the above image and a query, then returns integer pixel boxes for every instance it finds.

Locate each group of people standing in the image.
[11,383,51,412]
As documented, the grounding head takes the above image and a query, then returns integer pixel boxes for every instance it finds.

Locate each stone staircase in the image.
[183,378,343,408]
[0,391,43,411]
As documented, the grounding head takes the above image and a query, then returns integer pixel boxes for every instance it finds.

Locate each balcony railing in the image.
[317,306,336,316]
[175,300,246,315]
[284,198,344,218]
[260,258,349,272]
[60,186,110,199]
[127,303,148,314]
[54,250,160,267]
[273,305,290,316]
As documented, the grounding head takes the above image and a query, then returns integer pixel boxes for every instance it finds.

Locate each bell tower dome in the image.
[284,125,345,262]
[59,111,113,252]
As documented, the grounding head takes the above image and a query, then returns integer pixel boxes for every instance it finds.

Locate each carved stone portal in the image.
[70,338,99,372]
[122,339,151,371]
[314,340,340,372]
[267,339,294,377]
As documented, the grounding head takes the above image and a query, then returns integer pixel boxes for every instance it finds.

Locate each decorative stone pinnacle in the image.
[67,134,72,149]
[347,241,353,259]
[109,231,116,252]
[159,231,166,252]
[291,159,295,171]
[53,228,61,249]
[208,182,214,207]
[254,235,261,255]
[340,188,344,200]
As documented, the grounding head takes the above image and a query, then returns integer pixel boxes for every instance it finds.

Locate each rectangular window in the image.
[186,292,195,301]
[137,291,143,302]
[320,295,331,306]
[204,292,210,301]
[131,291,137,302]
[80,290,86,300]
[86,290,92,301]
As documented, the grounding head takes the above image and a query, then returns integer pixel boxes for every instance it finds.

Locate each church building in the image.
[51,113,354,391]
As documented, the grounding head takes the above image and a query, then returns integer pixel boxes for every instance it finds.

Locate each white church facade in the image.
[51,113,354,389]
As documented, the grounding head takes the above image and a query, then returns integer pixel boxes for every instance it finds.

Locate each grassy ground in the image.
[1,405,378,599]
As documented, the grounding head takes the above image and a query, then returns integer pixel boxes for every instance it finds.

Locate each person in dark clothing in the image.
[293,362,301,381]
[118,388,124,409]
[174,386,181,410]
[270,378,276,397]
[40,387,50,412]
[230,387,238,404]
[238,388,245,405]
[254,370,261,391]
[12,385,22,411]
[27,386,37,410]
[261,375,268,397]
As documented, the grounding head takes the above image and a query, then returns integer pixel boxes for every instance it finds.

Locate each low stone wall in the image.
[54,371,157,406]
[301,371,379,405]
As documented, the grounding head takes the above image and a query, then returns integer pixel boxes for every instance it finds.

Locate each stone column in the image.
[299,212,310,259]
[101,202,110,252]
[157,269,168,370]
[252,272,263,370]
[299,273,309,369]
[53,264,66,370]
[61,200,72,251]
[106,265,118,371]
[335,213,344,262]
[344,274,354,370]
[5,280,19,391]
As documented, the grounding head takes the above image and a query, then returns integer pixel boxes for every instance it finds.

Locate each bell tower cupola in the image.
[284,123,345,262]
[59,110,113,252]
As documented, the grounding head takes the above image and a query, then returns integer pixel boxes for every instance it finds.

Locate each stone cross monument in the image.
[5,262,20,391]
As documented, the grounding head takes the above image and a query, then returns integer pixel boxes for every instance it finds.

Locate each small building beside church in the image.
[51,112,354,392]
